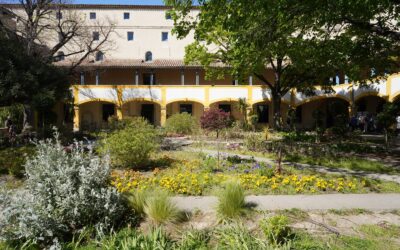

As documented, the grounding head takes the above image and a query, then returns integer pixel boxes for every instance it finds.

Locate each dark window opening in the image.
[56,51,65,61]
[180,104,193,115]
[124,12,130,19]
[102,104,115,121]
[161,32,168,41]
[165,12,172,20]
[56,11,62,20]
[145,51,153,62]
[93,31,99,41]
[219,104,231,113]
[127,31,134,41]
[90,12,96,19]
[143,73,155,85]
[256,104,269,123]
[95,51,104,61]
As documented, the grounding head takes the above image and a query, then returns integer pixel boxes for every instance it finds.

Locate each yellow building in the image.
[5,4,400,131]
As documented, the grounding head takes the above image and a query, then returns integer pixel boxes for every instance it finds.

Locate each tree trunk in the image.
[22,104,33,132]
[272,91,283,130]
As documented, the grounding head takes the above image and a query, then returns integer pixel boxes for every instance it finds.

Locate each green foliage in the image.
[165,112,199,135]
[260,215,292,245]
[96,227,173,250]
[177,229,210,250]
[244,133,265,151]
[0,132,128,248]
[214,223,272,250]
[217,181,246,219]
[143,190,180,225]
[0,146,35,178]
[0,30,70,111]
[0,105,24,131]
[99,117,160,168]
[127,189,148,217]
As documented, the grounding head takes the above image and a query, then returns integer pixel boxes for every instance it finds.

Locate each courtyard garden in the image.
[1,110,400,249]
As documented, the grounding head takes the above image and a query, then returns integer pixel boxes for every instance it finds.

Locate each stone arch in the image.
[166,100,205,121]
[78,100,116,131]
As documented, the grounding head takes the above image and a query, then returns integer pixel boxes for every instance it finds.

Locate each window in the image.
[56,51,65,61]
[161,32,168,41]
[95,51,104,61]
[127,31,134,41]
[102,104,115,121]
[89,12,96,19]
[58,32,63,42]
[219,104,231,113]
[165,12,172,20]
[180,104,193,115]
[143,73,155,85]
[124,12,130,19]
[56,11,62,20]
[145,51,153,62]
[93,31,99,41]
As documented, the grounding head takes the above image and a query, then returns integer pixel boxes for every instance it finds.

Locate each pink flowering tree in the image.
[200,108,232,168]
[200,108,232,138]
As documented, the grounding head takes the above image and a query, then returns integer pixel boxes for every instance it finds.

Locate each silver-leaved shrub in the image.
[0,131,127,247]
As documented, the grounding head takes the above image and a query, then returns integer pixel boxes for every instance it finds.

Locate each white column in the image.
[80,72,85,85]
[95,70,100,85]
[249,75,253,86]
[181,70,185,85]
[234,79,239,86]
[195,71,200,85]
[150,71,154,85]
[135,70,139,85]
[344,75,349,84]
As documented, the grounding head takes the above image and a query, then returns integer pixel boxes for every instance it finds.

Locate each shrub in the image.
[244,133,265,151]
[200,108,232,138]
[0,146,35,178]
[0,132,128,248]
[98,227,173,250]
[214,223,269,249]
[217,181,246,219]
[165,112,199,135]
[177,229,210,250]
[143,190,180,225]
[127,189,148,217]
[260,215,292,245]
[98,117,160,168]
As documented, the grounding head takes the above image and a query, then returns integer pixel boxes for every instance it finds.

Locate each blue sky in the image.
[4,0,168,5]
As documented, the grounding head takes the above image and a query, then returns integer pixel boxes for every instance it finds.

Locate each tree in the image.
[165,0,346,129]
[0,1,115,130]
[200,108,231,168]
[298,0,400,80]
[377,102,400,147]
[0,29,70,131]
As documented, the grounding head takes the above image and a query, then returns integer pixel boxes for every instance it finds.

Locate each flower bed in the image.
[111,154,393,195]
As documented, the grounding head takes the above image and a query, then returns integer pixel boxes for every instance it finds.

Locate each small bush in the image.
[214,223,269,249]
[127,189,148,217]
[244,133,265,151]
[217,181,246,219]
[200,108,232,138]
[0,132,128,248]
[98,117,160,168]
[98,227,173,250]
[177,229,210,250]
[165,112,199,135]
[0,146,35,178]
[143,190,180,225]
[260,215,292,245]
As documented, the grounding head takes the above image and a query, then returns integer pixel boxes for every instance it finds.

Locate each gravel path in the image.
[186,148,400,184]
[173,194,400,212]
